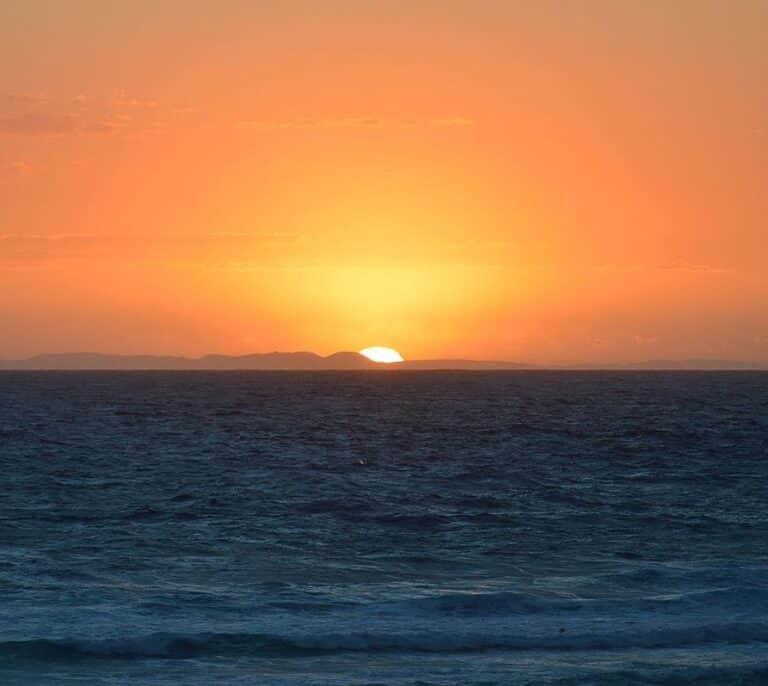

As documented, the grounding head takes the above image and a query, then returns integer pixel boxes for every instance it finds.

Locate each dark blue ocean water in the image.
[1,371,767,685]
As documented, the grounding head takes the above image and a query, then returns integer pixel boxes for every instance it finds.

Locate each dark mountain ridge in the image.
[0,352,765,370]
[0,351,378,370]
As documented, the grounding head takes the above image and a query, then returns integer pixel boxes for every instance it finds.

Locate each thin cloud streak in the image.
[658,261,727,273]
[235,117,475,130]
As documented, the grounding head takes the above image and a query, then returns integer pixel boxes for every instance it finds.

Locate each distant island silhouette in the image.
[0,352,765,370]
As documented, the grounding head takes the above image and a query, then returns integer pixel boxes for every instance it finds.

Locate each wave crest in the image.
[4,621,768,662]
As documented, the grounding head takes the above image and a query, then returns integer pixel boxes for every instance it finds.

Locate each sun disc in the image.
[359,346,404,363]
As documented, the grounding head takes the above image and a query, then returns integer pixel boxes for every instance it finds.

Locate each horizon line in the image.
[1,350,767,371]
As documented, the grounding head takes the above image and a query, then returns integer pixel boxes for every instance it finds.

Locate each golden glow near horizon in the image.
[360,347,405,364]
[0,2,766,364]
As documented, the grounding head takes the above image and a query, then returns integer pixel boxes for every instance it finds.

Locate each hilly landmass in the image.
[0,352,765,370]
[0,351,534,370]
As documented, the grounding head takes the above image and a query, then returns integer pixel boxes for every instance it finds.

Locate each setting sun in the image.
[359,347,405,364]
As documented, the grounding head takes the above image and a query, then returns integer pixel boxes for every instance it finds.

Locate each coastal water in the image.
[1,371,767,685]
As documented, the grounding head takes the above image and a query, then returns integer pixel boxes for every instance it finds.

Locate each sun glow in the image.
[359,346,405,364]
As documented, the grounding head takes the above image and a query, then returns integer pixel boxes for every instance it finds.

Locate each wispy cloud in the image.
[0,233,100,241]
[1,90,168,137]
[658,261,726,273]
[236,116,474,130]
[237,117,381,130]
[5,92,49,107]
[0,233,105,266]
[3,90,475,138]
[588,261,730,275]
[428,117,474,127]
[110,90,158,109]
[0,111,128,136]
[208,231,302,242]
[0,231,304,266]
[0,113,78,135]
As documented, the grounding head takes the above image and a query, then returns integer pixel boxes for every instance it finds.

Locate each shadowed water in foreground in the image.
[1,371,767,685]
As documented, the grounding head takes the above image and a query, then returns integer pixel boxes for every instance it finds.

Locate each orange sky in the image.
[1,0,766,363]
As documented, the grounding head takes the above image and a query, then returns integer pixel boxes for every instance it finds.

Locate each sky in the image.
[1,0,766,364]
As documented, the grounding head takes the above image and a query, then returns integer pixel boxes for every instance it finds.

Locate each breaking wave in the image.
[4,619,768,662]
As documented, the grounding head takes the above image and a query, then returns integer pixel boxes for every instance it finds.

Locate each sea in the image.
[1,371,767,685]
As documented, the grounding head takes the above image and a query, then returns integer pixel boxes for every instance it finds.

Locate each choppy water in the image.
[1,371,767,685]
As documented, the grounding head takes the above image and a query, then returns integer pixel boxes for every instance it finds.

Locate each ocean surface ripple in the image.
[1,371,767,685]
